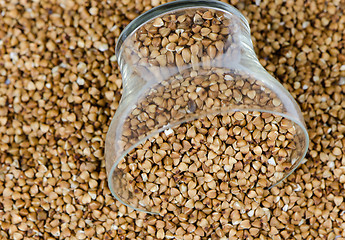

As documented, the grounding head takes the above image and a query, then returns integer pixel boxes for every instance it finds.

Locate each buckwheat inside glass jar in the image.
[105,0,309,214]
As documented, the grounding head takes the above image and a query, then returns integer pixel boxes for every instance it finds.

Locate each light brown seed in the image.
[153,17,164,27]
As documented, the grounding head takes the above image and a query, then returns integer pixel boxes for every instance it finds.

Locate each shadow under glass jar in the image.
[105,0,309,214]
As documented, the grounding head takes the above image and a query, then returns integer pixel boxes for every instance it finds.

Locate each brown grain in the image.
[0,0,345,239]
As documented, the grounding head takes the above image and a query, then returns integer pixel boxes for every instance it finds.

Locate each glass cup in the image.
[105,0,309,214]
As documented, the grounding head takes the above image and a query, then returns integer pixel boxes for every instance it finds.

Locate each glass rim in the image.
[115,0,251,60]
[108,107,309,214]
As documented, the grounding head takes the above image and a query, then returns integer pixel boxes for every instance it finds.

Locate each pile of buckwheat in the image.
[1,0,345,239]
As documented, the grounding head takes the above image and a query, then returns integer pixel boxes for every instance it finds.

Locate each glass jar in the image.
[105,0,309,214]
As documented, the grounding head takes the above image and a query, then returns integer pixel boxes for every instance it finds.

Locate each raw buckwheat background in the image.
[0,0,345,239]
